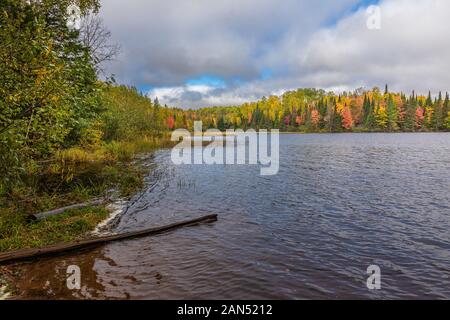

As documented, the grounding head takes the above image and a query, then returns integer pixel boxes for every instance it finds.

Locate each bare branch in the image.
[79,14,120,74]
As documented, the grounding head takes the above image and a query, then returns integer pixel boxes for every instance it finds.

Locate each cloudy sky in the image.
[100,0,450,108]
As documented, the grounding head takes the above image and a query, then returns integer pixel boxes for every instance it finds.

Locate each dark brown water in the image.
[8,133,450,299]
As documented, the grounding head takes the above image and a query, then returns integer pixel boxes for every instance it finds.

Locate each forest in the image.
[189,86,450,133]
[0,1,179,196]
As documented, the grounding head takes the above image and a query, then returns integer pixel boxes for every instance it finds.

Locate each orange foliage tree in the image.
[310,109,320,127]
[341,106,354,130]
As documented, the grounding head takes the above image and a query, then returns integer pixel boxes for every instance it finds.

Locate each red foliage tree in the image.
[341,106,354,130]
[415,107,425,129]
[284,115,291,126]
[166,116,175,130]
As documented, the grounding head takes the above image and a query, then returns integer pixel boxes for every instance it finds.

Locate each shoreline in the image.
[0,137,173,253]
[0,142,162,299]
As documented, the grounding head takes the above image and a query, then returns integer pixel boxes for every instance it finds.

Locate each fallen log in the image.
[30,199,106,221]
[0,214,218,265]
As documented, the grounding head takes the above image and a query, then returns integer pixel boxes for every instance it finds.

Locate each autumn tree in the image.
[375,104,388,130]
[341,106,353,130]
[310,109,320,129]
[166,116,175,130]
[415,106,425,130]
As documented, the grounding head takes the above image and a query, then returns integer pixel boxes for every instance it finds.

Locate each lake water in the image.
[10,133,450,299]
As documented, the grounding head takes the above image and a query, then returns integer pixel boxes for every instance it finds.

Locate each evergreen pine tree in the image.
[365,98,376,129]
[332,104,343,132]
[426,91,433,107]
[430,92,443,131]
[386,95,398,131]
[403,98,416,132]
[363,95,371,125]
[442,92,449,130]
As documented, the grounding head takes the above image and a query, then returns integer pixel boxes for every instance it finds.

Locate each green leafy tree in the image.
[0,0,101,190]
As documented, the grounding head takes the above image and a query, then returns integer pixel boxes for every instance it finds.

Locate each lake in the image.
[11,133,450,299]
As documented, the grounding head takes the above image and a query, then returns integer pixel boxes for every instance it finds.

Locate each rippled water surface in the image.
[11,133,450,299]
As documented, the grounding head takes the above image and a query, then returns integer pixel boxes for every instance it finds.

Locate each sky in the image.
[100,0,450,108]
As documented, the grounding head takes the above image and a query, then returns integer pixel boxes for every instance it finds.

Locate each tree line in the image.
[184,86,450,132]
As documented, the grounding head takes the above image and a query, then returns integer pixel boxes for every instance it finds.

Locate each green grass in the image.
[0,163,145,253]
[56,135,174,164]
[0,206,109,252]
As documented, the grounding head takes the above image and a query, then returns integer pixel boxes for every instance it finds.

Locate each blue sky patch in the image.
[186,75,226,88]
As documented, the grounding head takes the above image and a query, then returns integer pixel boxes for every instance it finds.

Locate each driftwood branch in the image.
[30,199,106,221]
[0,214,218,265]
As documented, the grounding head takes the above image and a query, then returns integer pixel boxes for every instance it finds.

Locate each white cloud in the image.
[100,0,358,86]
[298,0,450,94]
[101,0,450,108]
[148,82,273,108]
